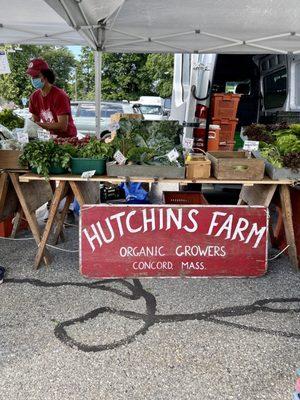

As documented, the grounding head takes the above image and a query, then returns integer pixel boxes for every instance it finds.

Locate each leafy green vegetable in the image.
[0,109,24,130]
[111,119,184,166]
[275,134,300,155]
[283,152,300,171]
[19,140,71,178]
[78,138,112,159]
[259,145,283,168]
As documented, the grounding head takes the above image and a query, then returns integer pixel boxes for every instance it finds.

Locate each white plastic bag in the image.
[23,118,40,138]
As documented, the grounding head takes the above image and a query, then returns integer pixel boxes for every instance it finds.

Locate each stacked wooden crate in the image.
[211,93,241,151]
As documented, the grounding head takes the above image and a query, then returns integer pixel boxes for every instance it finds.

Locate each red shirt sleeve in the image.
[53,90,71,116]
[29,93,38,116]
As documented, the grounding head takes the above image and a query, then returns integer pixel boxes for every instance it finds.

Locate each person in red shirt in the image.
[26,58,77,138]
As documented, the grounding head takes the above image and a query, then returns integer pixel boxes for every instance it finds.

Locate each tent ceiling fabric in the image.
[2,0,300,54]
[0,0,85,46]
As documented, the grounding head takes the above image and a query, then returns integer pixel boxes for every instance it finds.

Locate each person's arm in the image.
[37,114,69,132]
[31,114,39,123]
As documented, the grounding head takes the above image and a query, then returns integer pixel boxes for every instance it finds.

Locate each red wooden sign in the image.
[80,205,268,278]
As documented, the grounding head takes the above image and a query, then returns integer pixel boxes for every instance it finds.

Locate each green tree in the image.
[75,46,95,100]
[101,53,152,101]
[0,45,76,105]
[75,48,173,101]
[145,53,174,98]
[39,46,76,92]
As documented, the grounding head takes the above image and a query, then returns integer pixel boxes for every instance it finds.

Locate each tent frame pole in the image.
[94,50,102,139]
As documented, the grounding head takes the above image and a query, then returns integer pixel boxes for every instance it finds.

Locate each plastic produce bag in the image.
[119,182,149,204]
[0,123,12,139]
[23,118,40,138]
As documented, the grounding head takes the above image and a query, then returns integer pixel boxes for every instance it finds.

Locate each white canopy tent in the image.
[1,0,300,134]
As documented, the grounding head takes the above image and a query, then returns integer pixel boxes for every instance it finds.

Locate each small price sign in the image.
[38,131,51,141]
[243,140,259,152]
[167,148,179,162]
[17,131,29,143]
[114,150,127,165]
[182,137,194,150]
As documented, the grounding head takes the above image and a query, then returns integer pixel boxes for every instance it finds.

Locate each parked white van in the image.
[171,53,300,139]
[131,96,167,121]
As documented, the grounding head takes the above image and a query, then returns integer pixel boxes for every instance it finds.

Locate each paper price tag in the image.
[114,150,127,165]
[17,131,29,143]
[167,148,180,162]
[243,140,259,151]
[182,137,194,150]
[0,51,11,75]
[38,130,50,141]
[81,170,96,179]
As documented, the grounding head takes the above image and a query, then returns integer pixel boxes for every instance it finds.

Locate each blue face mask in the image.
[31,77,44,90]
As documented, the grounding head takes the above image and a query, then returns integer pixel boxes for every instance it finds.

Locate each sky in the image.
[68,46,82,60]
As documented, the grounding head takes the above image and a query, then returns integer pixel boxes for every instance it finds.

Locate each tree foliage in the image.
[0,45,76,106]
[75,48,173,101]
[0,45,174,105]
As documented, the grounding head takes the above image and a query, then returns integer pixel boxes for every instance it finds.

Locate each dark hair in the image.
[40,68,55,84]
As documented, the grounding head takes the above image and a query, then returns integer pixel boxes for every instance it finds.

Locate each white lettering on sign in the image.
[120,246,166,257]
[83,208,266,253]
[175,245,226,257]
[83,207,200,252]
[181,261,206,270]
[132,261,173,270]
[207,211,267,248]
[243,140,259,152]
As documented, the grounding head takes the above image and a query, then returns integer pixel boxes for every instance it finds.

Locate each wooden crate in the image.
[207,151,265,180]
[185,157,211,179]
[110,113,143,124]
[0,150,27,170]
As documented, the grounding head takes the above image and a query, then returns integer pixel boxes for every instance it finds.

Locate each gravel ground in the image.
[0,224,299,400]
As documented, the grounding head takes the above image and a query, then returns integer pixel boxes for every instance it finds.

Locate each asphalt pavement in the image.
[0,225,299,400]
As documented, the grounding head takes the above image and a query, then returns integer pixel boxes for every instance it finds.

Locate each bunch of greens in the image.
[259,144,283,168]
[245,122,300,171]
[283,152,300,171]
[244,123,274,143]
[77,138,113,159]
[0,109,24,131]
[111,119,184,166]
[275,134,300,155]
[19,140,73,177]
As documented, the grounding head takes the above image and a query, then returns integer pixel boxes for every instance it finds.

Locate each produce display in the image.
[112,119,184,166]
[19,136,112,177]
[244,123,300,171]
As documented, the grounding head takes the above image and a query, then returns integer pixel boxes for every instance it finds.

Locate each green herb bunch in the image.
[77,138,113,159]
[0,109,24,131]
[19,140,73,178]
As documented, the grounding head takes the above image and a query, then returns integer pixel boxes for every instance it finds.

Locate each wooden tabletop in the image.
[18,172,295,186]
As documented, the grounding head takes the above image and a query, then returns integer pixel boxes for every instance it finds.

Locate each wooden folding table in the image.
[17,173,298,270]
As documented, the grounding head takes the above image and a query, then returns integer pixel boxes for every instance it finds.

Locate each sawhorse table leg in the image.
[9,172,52,266]
[238,183,298,270]
[34,181,74,269]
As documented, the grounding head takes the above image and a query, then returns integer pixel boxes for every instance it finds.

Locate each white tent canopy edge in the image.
[2,0,300,136]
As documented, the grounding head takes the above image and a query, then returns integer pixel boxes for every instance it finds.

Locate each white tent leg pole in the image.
[94,50,102,138]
